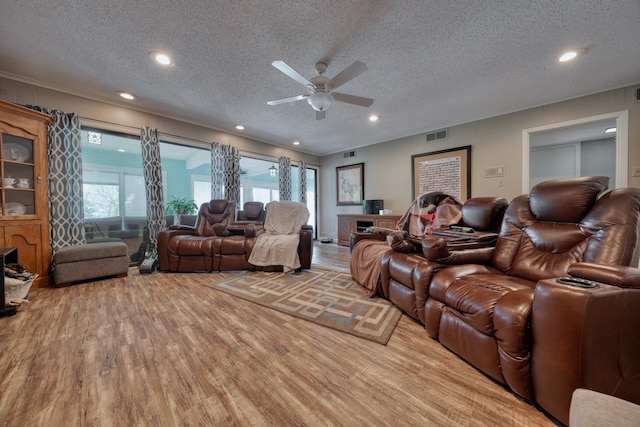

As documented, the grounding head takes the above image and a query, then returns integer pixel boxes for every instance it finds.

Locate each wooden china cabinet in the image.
[0,100,51,288]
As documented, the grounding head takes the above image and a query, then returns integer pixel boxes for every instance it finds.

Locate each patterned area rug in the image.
[205,268,402,344]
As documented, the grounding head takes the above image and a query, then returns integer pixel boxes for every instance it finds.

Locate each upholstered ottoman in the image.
[54,241,129,286]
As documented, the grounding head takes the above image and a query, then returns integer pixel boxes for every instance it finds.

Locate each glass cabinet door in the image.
[1,133,36,216]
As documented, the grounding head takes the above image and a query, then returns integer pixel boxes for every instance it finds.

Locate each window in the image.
[305,168,317,236]
[192,176,211,208]
[240,157,279,205]
[124,174,146,216]
[81,128,145,220]
[81,128,148,260]
[81,127,318,239]
[160,141,210,212]
[238,157,317,238]
[83,171,120,218]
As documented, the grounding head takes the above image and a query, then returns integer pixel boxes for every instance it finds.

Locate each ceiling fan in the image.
[267,60,374,120]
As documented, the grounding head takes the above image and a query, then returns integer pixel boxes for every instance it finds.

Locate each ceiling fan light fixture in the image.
[307,92,334,112]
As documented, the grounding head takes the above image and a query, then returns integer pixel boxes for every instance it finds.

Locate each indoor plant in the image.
[166,196,198,225]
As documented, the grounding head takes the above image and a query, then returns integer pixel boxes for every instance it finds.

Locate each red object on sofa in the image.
[353,176,640,425]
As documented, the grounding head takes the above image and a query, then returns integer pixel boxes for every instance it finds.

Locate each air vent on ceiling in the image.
[343,150,357,158]
[633,86,640,104]
[426,129,448,142]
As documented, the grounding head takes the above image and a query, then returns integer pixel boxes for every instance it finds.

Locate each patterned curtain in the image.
[298,160,307,203]
[210,142,224,199]
[210,142,240,203]
[278,156,292,201]
[26,105,85,258]
[140,127,166,253]
[225,145,240,204]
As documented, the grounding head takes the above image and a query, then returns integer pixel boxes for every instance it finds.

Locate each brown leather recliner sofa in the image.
[235,201,266,223]
[158,199,313,272]
[352,177,640,425]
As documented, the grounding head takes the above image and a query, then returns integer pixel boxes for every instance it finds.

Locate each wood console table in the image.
[337,214,401,247]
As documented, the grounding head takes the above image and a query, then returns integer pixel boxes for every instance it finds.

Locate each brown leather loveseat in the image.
[158,199,312,272]
[352,177,640,425]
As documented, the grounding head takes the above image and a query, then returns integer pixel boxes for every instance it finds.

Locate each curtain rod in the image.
[79,116,319,168]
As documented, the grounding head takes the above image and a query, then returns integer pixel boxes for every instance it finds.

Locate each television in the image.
[363,199,384,215]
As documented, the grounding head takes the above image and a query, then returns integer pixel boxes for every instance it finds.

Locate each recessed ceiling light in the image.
[118,149,126,153]
[604,127,616,134]
[149,51,175,67]
[118,92,135,100]
[558,49,585,62]
[369,114,379,122]
[235,125,245,130]
[292,141,300,146]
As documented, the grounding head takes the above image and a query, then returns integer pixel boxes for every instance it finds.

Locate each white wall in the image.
[319,86,640,240]
[0,77,320,166]
[2,77,638,242]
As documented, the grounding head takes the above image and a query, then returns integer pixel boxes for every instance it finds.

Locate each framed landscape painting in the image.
[411,146,471,201]
[336,163,364,206]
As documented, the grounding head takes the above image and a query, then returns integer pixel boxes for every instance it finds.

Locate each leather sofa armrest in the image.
[568,262,640,288]
[298,225,313,269]
[349,232,386,252]
[242,223,265,238]
[157,228,197,271]
[168,224,195,231]
[420,236,494,264]
[531,278,640,425]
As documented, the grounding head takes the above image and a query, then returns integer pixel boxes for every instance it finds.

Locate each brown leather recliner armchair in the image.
[377,176,640,425]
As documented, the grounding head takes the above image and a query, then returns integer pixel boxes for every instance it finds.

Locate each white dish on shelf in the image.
[3,143,31,162]
[5,202,27,215]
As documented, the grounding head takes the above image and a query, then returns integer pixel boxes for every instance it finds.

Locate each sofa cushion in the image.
[461,197,508,232]
[55,241,128,264]
[429,265,533,335]
[169,235,214,256]
[529,176,608,223]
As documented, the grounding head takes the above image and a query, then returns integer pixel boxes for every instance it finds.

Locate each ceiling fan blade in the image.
[316,110,326,120]
[267,94,308,106]
[332,92,374,107]
[327,61,368,90]
[271,60,313,87]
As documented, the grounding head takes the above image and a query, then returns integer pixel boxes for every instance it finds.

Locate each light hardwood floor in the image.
[0,242,556,426]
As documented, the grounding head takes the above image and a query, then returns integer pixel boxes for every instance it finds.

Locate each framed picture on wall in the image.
[336,163,364,205]
[411,146,471,201]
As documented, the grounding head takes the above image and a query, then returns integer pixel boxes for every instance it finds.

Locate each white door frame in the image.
[521,110,629,193]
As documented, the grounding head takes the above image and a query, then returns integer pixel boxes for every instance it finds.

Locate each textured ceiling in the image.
[1,1,639,157]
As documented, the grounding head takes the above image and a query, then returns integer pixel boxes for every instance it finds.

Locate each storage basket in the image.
[4,275,37,300]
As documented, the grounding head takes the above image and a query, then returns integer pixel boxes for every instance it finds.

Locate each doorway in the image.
[522,111,629,193]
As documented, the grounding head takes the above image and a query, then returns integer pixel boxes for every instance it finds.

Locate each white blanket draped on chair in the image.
[248,201,309,273]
